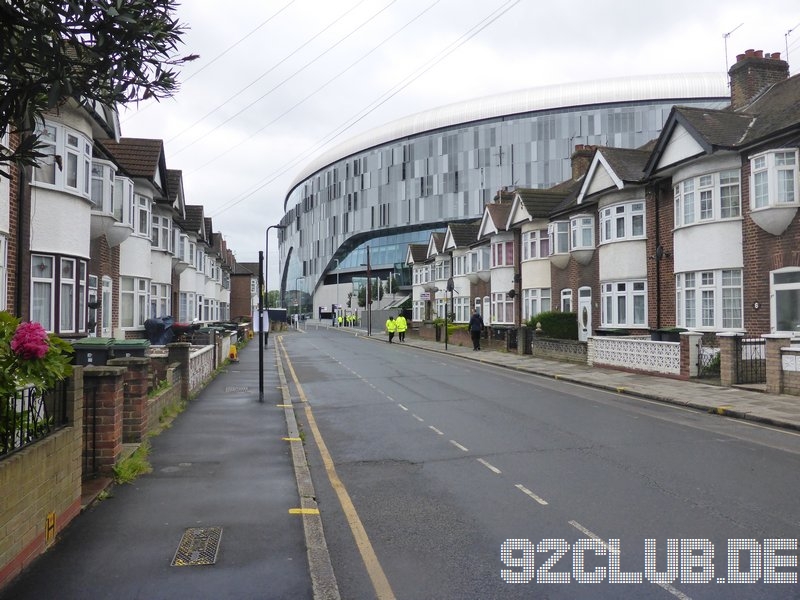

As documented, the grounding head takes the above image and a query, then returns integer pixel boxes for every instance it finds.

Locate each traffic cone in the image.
[229,345,239,362]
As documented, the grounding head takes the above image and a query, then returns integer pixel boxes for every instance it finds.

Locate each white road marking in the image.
[398,404,408,411]
[449,440,469,452]
[515,484,548,505]
[477,458,501,474]
[429,426,444,435]
[412,414,424,422]
[567,520,692,600]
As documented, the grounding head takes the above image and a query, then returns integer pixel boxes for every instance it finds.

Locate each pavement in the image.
[4,322,800,599]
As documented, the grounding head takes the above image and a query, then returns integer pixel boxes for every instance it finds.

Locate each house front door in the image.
[578,287,592,342]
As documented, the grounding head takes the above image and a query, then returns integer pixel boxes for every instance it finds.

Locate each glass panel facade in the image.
[280,96,727,300]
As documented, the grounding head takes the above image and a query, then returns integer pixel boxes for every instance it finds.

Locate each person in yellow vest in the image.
[395,313,407,342]
[337,314,343,327]
[385,315,397,343]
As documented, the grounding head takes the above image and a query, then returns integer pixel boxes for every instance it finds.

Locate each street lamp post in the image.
[294,276,303,327]
[333,259,340,325]
[260,223,287,403]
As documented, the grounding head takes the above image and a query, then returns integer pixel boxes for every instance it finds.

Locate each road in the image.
[280,327,800,600]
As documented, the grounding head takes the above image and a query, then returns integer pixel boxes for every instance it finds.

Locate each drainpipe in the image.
[654,185,661,330]
[15,160,30,318]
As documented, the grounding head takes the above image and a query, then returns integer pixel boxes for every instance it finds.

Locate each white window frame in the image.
[676,269,743,330]
[548,221,569,255]
[522,288,551,321]
[674,170,742,227]
[601,280,647,328]
[560,288,573,313]
[59,258,76,334]
[453,296,470,323]
[135,194,151,238]
[491,291,514,324]
[31,255,54,331]
[150,282,171,318]
[101,276,113,335]
[750,149,798,209]
[113,176,134,225]
[771,268,800,334]
[599,202,646,244]
[151,214,173,252]
[120,276,150,329]
[522,229,550,260]
[90,159,116,214]
[491,240,514,268]
[31,122,92,198]
[570,214,594,250]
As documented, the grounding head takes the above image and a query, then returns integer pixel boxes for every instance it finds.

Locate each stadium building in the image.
[277,73,730,317]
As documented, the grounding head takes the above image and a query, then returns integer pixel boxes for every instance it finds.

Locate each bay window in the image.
[31,122,92,198]
[676,269,742,330]
[150,283,171,318]
[600,202,645,243]
[121,276,150,328]
[674,170,741,226]
[522,288,551,321]
[31,254,88,333]
[90,160,115,213]
[522,229,549,260]
[548,221,569,255]
[491,240,514,267]
[601,280,646,327]
[491,292,514,324]
[570,215,594,250]
[152,214,173,252]
[751,149,798,208]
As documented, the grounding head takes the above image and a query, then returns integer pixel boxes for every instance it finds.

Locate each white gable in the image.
[656,122,705,171]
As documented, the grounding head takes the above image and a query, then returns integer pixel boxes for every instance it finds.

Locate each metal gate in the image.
[696,336,720,379]
[734,337,766,384]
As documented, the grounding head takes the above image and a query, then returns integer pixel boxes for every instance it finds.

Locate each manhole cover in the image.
[225,386,249,392]
[171,527,222,566]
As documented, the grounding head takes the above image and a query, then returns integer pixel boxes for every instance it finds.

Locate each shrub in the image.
[526,311,578,340]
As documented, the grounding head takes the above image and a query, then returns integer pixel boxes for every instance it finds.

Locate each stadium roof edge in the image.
[286,72,729,200]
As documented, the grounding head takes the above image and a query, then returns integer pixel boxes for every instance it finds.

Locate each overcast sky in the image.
[120,0,798,288]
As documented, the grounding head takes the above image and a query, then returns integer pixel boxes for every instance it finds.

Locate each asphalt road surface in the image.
[282,327,800,600]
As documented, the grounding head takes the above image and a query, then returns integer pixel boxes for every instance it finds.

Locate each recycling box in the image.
[72,337,114,366]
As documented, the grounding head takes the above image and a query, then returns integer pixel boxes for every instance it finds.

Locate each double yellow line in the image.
[276,337,396,600]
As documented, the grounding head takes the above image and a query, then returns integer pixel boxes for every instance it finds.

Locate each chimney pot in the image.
[745,49,755,57]
[736,53,746,62]
[771,52,781,60]
[754,50,763,58]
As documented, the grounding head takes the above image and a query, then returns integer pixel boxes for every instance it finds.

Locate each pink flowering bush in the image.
[10,321,50,360]
[0,311,73,398]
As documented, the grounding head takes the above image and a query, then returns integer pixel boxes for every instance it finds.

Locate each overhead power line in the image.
[166,0,371,146]
[171,0,397,157]
[210,0,521,218]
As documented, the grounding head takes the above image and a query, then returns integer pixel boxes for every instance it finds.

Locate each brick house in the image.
[646,50,799,337]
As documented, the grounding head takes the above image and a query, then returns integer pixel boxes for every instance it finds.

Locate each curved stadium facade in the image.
[277,73,730,313]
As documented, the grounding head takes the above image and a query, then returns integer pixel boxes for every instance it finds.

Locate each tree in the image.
[266,290,280,309]
[0,0,195,171]
[357,280,384,308]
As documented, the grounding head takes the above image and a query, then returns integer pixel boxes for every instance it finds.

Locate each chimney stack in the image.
[728,49,790,110]
[571,144,595,180]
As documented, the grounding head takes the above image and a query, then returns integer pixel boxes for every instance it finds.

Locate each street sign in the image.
[420,292,430,300]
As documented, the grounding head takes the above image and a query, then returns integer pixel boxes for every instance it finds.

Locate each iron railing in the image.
[1,381,68,458]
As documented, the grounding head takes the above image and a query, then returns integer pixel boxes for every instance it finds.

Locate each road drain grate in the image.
[171,527,222,566]
[225,386,249,392]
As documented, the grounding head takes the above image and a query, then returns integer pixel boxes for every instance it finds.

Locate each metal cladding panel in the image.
[289,73,729,191]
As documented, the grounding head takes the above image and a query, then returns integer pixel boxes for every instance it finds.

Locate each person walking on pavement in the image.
[469,309,484,350]
[386,315,397,343]
[395,313,407,342]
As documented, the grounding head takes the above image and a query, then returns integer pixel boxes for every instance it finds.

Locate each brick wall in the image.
[82,366,125,477]
[0,370,84,590]
[647,182,677,329]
